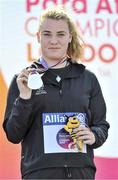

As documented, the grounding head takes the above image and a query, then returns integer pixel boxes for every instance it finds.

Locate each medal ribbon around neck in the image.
[31,56,68,74]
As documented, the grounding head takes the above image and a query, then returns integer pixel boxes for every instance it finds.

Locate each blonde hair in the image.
[38,7,84,62]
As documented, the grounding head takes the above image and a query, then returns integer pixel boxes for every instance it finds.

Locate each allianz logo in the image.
[44,114,65,124]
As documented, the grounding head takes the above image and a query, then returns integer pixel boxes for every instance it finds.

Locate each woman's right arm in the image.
[3,69,34,144]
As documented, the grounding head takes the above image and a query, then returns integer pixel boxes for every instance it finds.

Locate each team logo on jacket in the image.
[35,86,47,95]
[42,112,87,154]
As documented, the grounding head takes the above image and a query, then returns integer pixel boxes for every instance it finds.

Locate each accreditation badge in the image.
[42,112,87,154]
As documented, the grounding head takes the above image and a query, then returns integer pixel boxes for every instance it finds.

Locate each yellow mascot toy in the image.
[64,114,83,151]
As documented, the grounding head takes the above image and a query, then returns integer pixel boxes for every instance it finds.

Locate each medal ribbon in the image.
[31,56,68,74]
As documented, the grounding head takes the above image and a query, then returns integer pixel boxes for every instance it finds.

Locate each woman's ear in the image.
[36,32,40,43]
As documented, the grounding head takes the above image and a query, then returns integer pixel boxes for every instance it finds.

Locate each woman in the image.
[3,7,110,179]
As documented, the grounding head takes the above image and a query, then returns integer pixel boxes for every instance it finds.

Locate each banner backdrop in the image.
[0,0,118,179]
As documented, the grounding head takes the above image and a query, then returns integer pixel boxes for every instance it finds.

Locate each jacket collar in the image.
[65,62,85,79]
[42,61,85,85]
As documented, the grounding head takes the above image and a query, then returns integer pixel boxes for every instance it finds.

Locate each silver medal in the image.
[28,71,43,90]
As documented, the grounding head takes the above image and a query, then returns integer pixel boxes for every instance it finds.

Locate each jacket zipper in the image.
[64,165,72,178]
[59,85,70,175]
[59,83,63,112]
[59,89,62,96]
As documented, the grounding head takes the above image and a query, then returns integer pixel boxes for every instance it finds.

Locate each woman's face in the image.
[37,18,72,62]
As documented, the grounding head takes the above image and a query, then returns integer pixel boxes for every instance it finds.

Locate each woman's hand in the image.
[17,68,32,99]
[75,127,96,145]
